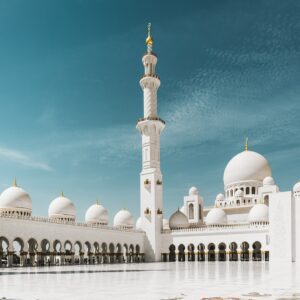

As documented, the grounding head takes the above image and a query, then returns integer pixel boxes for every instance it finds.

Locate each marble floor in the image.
[0,261,299,300]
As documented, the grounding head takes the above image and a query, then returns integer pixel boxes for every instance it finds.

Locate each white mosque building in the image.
[0,25,300,267]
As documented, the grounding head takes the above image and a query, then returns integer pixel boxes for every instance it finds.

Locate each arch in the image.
[40,239,51,266]
[64,241,72,254]
[188,203,194,219]
[187,243,195,261]
[252,187,256,194]
[240,241,250,261]
[246,187,250,195]
[264,195,269,206]
[197,243,205,261]
[116,243,123,263]
[169,244,176,262]
[135,244,140,254]
[229,242,238,261]
[53,240,62,253]
[12,237,24,266]
[28,238,39,266]
[94,242,100,254]
[0,237,9,267]
[74,241,82,264]
[178,244,185,262]
[208,243,216,261]
[218,243,226,261]
[252,241,262,261]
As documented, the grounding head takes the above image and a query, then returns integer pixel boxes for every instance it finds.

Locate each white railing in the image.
[0,215,143,233]
[165,222,269,234]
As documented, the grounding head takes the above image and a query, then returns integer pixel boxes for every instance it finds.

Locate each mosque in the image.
[0,25,299,267]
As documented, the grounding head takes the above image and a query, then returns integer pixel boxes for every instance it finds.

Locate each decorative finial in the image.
[245,137,248,151]
[12,178,17,187]
[96,198,99,205]
[146,22,153,48]
[61,191,64,197]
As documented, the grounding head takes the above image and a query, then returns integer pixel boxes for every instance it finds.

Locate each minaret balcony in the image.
[140,74,160,80]
[137,116,165,125]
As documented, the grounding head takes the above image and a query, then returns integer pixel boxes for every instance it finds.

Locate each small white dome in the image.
[293,181,300,193]
[85,203,108,225]
[169,210,189,229]
[235,189,244,197]
[224,150,272,186]
[189,186,199,196]
[249,203,269,223]
[0,185,32,212]
[136,217,142,230]
[206,208,227,225]
[48,194,76,220]
[163,218,170,230]
[113,209,134,228]
[216,193,225,202]
[263,176,275,186]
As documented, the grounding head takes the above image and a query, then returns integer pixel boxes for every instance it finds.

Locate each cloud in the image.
[0,146,52,171]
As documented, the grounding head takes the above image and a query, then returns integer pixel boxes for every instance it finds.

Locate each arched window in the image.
[198,204,202,220]
[264,195,269,205]
[252,187,256,194]
[246,187,250,195]
[230,190,233,197]
[189,203,194,219]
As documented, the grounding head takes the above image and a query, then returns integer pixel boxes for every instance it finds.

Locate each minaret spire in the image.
[136,24,165,262]
[245,137,249,151]
[146,22,153,53]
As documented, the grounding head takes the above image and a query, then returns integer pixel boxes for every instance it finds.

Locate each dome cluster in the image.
[0,181,136,228]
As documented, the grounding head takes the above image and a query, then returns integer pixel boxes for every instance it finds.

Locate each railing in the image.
[137,116,165,124]
[165,222,269,234]
[0,215,143,233]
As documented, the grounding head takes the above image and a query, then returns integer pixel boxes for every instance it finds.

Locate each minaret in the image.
[136,23,165,262]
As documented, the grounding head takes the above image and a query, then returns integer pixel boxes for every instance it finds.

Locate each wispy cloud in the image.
[0,147,52,171]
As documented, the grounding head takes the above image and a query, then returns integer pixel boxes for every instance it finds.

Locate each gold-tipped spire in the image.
[61,191,64,197]
[146,22,153,46]
[96,198,100,205]
[245,137,248,151]
[12,178,17,187]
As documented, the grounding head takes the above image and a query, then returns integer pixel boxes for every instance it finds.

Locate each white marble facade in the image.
[0,25,299,267]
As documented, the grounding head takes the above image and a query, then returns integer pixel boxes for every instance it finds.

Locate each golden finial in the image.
[146,22,153,46]
[245,137,248,151]
[61,191,64,197]
[96,198,99,205]
[12,178,17,187]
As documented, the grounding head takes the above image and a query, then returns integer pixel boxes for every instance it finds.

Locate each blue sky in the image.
[0,0,299,222]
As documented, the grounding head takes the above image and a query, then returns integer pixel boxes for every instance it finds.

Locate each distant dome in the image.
[235,189,244,197]
[169,210,189,229]
[216,193,225,202]
[293,181,300,193]
[224,151,272,186]
[189,186,199,196]
[249,204,269,223]
[206,208,227,226]
[0,184,32,215]
[263,176,275,186]
[136,217,142,230]
[113,209,134,228]
[48,193,76,221]
[85,203,108,225]
[163,218,170,230]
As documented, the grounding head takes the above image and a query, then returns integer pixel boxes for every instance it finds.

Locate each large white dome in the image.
[224,150,272,186]
[48,194,76,220]
[0,185,32,212]
[163,218,170,230]
[248,203,269,223]
[113,209,134,228]
[169,210,189,229]
[85,203,108,225]
[206,208,227,226]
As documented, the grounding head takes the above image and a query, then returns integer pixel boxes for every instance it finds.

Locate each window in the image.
[246,187,250,195]
[189,203,194,219]
[252,187,256,194]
